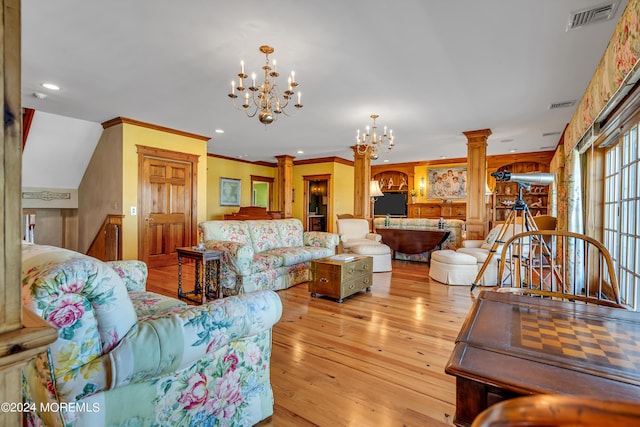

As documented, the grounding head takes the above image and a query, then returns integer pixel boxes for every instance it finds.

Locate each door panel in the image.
[141,156,192,267]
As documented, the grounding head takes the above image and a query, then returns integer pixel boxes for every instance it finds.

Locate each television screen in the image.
[374,192,407,216]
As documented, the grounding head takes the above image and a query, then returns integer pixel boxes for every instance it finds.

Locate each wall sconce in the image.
[419,176,426,196]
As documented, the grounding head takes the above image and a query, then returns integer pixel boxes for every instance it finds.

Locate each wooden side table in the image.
[176,247,223,304]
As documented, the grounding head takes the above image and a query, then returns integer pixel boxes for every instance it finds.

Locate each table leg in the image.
[216,259,222,298]
[194,259,205,304]
[204,260,213,302]
[177,253,184,298]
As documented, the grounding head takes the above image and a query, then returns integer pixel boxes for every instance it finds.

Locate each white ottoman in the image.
[429,250,477,286]
[456,247,499,286]
[350,243,392,272]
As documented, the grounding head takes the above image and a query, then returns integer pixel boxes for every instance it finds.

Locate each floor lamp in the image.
[370,180,384,226]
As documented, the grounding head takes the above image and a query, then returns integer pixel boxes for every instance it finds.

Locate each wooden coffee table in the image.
[309,256,373,302]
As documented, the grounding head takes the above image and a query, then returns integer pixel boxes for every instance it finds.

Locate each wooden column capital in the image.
[463,129,492,145]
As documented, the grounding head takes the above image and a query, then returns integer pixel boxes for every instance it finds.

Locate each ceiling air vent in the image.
[549,100,576,110]
[567,2,619,31]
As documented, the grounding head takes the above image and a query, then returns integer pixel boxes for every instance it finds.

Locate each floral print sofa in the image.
[21,242,282,427]
[199,218,339,294]
[373,217,464,263]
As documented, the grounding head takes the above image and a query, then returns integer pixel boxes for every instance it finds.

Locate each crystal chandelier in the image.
[227,45,302,125]
[355,114,395,160]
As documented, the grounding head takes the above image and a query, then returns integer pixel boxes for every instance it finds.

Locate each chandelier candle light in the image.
[228,45,302,125]
[356,114,395,160]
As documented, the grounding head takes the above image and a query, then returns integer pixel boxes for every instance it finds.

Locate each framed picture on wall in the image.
[220,178,241,206]
[426,165,467,200]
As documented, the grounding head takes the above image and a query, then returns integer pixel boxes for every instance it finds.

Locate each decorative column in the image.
[0,2,56,425]
[463,129,492,240]
[352,146,372,219]
[275,155,294,218]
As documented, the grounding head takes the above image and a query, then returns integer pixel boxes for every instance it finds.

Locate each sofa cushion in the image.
[247,220,284,252]
[275,218,304,247]
[251,252,284,273]
[200,220,252,246]
[263,247,312,266]
[301,246,335,260]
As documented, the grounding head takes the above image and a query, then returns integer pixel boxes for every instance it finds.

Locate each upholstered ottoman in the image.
[456,247,499,286]
[429,250,477,285]
[350,243,392,272]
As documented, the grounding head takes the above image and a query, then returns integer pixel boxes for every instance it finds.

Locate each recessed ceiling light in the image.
[41,83,60,90]
[540,145,556,150]
[33,92,47,99]
[501,139,514,143]
[440,156,447,159]
[215,129,224,134]
[509,149,517,153]
[383,159,389,163]
[297,150,304,154]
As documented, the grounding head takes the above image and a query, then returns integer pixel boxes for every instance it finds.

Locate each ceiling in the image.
[21,0,627,166]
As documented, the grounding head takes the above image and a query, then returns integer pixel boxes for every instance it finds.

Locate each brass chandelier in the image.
[355,114,395,160]
[228,45,302,125]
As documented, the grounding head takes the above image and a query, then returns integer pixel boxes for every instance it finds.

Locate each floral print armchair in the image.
[21,242,282,427]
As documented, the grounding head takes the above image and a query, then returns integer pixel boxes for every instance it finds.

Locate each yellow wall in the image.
[206,156,277,219]
[121,123,209,259]
[330,162,355,231]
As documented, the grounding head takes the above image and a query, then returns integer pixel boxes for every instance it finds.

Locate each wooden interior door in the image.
[139,147,197,267]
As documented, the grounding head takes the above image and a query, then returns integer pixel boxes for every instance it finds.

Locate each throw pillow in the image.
[480,227,501,250]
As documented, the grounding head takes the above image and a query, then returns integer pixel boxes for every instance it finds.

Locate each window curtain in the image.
[565,148,584,292]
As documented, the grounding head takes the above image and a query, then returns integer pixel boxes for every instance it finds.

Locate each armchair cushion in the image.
[366,233,382,242]
[22,243,137,373]
[462,240,483,248]
[337,219,381,249]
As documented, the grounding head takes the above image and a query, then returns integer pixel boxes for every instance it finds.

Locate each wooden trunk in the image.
[309,256,373,302]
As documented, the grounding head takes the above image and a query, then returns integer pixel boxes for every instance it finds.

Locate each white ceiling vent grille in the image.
[549,100,577,110]
[567,2,619,31]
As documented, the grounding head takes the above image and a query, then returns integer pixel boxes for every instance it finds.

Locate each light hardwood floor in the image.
[147,260,478,427]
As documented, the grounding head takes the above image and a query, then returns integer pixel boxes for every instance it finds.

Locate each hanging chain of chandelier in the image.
[228,45,302,125]
[355,114,395,160]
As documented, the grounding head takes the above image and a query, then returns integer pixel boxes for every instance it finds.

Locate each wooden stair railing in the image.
[86,215,124,261]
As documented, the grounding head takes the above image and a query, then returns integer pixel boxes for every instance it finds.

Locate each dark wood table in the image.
[176,247,223,304]
[374,227,449,255]
[445,291,640,427]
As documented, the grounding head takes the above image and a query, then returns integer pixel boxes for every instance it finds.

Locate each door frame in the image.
[137,145,199,265]
[250,175,274,209]
[303,174,331,232]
